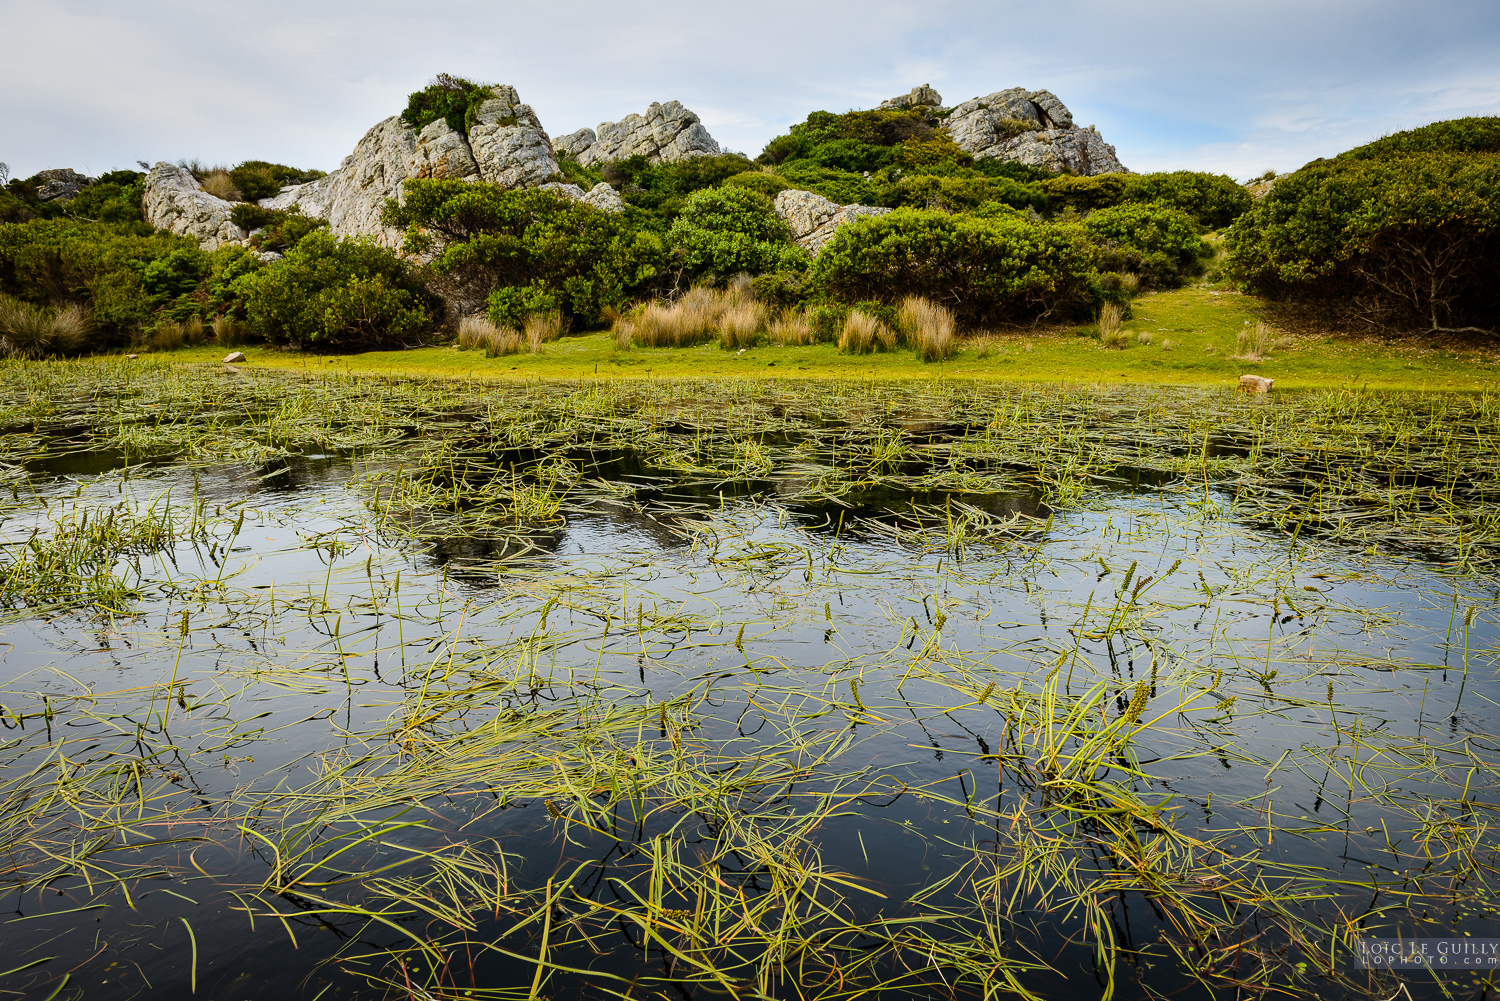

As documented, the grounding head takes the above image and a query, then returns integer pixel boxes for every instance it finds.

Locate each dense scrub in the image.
[1226,152,1500,334]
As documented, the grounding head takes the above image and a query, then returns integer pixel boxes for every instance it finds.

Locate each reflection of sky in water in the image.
[1,451,1497,1000]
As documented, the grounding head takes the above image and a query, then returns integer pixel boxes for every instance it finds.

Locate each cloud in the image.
[0,0,1496,180]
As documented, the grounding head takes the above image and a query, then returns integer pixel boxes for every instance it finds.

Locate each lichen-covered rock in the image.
[469,86,561,189]
[880,84,943,110]
[991,127,1125,175]
[409,119,480,182]
[582,182,625,213]
[34,168,91,202]
[944,88,1123,175]
[260,116,416,247]
[537,180,628,214]
[553,128,596,159]
[573,101,721,166]
[538,182,588,201]
[143,162,247,251]
[773,189,891,254]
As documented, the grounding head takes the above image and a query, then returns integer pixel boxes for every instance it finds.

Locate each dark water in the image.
[1,435,1497,1001]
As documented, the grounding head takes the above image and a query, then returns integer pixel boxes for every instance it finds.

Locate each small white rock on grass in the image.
[1238,374,1274,393]
[223,351,247,363]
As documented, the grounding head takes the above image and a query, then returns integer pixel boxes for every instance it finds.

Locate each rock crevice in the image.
[774,189,891,255]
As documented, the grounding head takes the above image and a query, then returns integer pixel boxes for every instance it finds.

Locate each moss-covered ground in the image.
[167,286,1500,391]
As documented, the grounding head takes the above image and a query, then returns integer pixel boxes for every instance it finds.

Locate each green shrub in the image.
[0,219,202,339]
[749,270,811,309]
[774,163,877,206]
[230,204,273,231]
[1224,153,1500,333]
[235,230,435,349]
[807,302,849,343]
[400,73,495,137]
[1038,174,1131,214]
[1338,117,1500,161]
[385,180,669,324]
[1081,202,1211,287]
[722,171,791,198]
[250,208,329,253]
[228,161,325,202]
[0,171,146,229]
[1040,172,1251,229]
[758,108,940,167]
[970,159,1057,184]
[600,154,754,218]
[810,208,1099,325]
[487,284,560,328]
[1118,172,1252,229]
[667,187,793,281]
[880,173,1045,213]
[557,155,604,192]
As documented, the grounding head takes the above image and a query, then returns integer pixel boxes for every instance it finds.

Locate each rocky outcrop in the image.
[562,101,721,166]
[259,116,415,248]
[538,180,627,214]
[774,189,891,254]
[942,88,1126,175]
[468,86,561,188]
[553,128,597,160]
[880,84,943,110]
[143,162,247,251]
[409,119,480,182]
[34,168,91,202]
[256,85,564,247]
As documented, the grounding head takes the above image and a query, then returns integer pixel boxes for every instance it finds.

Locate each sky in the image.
[2,0,1498,183]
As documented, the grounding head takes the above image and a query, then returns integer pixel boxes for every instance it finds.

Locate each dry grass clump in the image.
[0,297,91,358]
[767,309,811,346]
[524,311,567,353]
[199,168,243,201]
[1136,330,1153,346]
[212,314,250,346]
[1234,320,1283,361]
[630,286,740,348]
[145,317,208,352]
[838,310,888,355]
[898,295,955,361]
[719,302,766,350]
[457,315,523,357]
[1098,302,1130,349]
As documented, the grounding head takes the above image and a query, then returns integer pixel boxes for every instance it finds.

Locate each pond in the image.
[1,360,1498,1000]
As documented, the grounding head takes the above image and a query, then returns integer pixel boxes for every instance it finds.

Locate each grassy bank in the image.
[155,286,1500,391]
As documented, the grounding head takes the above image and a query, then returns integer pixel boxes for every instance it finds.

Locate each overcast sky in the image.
[2,0,1498,183]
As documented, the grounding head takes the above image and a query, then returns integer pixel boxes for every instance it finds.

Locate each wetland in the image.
[1,358,1499,1000]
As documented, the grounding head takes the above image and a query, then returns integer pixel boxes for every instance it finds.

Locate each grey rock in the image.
[143,162,247,251]
[409,119,480,182]
[582,181,625,213]
[990,127,1126,175]
[536,180,628,214]
[1238,374,1274,393]
[943,88,1124,175]
[538,181,588,201]
[260,116,416,247]
[469,86,561,189]
[223,351,247,363]
[553,128,596,159]
[880,84,943,110]
[34,168,91,202]
[773,189,891,255]
[574,101,721,166]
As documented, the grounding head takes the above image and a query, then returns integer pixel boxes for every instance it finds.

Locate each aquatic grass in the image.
[0,361,1499,998]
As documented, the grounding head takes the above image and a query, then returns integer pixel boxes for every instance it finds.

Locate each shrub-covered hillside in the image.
[20,84,1494,359]
[1226,117,1500,334]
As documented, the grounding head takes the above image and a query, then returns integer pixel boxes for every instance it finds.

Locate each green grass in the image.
[157,287,1500,391]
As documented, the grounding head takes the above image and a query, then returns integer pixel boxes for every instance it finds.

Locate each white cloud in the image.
[0,0,1495,179]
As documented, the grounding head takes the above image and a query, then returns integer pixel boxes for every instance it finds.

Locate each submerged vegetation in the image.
[0,361,1498,999]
